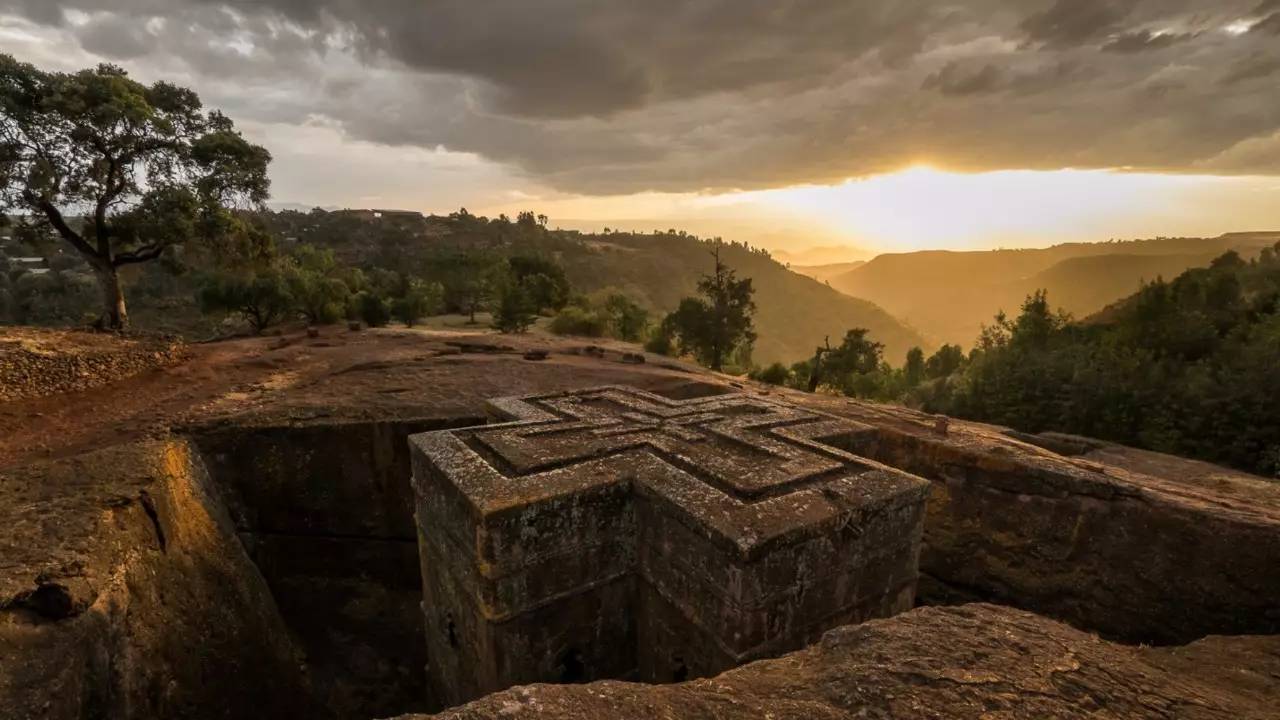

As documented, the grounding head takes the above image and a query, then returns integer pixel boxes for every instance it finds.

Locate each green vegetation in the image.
[394,279,444,328]
[790,247,1280,478]
[549,303,608,338]
[940,249,1280,476]
[545,289,650,340]
[353,291,391,328]
[653,246,757,372]
[198,265,292,335]
[603,294,649,342]
[828,233,1280,347]
[285,246,350,325]
[3,196,922,363]
[0,55,271,329]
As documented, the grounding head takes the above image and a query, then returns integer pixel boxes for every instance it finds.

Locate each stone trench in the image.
[5,384,1278,720]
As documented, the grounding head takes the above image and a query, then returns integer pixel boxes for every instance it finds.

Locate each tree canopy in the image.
[659,246,757,371]
[0,54,271,328]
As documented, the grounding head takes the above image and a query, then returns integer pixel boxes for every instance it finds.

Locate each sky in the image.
[2,0,1278,256]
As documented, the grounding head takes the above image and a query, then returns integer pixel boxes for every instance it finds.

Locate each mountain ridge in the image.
[828,233,1280,347]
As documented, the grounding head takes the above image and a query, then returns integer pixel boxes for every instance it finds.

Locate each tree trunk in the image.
[95,265,128,330]
[807,351,825,393]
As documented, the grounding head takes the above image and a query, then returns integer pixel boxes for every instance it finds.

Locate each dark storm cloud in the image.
[1102,30,1196,53]
[1223,53,1280,84]
[1252,12,1280,34]
[2,0,1277,193]
[1019,0,1131,47]
[923,62,1005,96]
[74,13,158,58]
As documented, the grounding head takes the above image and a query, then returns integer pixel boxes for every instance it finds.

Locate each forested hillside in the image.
[837,246,1280,478]
[2,208,923,365]
[751,243,1280,477]
[552,232,919,364]
[829,233,1280,346]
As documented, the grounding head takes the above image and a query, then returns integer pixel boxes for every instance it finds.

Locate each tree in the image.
[661,245,756,371]
[439,253,496,324]
[903,347,926,387]
[549,305,607,337]
[198,266,292,334]
[817,329,884,394]
[749,362,792,386]
[285,245,349,324]
[491,277,537,333]
[603,293,648,342]
[925,344,966,379]
[0,55,271,329]
[353,291,391,328]
[507,255,570,312]
[394,278,443,327]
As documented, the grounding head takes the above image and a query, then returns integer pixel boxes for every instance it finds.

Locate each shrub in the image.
[603,294,649,341]
[492,281,537,333]
[549,306,608,337]
[644,325,675,356]
[749,362,792,386]
[394,279,444,327]
[198,267,293,334]
[353,291,391,328]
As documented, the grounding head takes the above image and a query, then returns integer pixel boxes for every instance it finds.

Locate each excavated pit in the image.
[8,377,1278,720]
[186,395,1280,718]
[191,418,484,718]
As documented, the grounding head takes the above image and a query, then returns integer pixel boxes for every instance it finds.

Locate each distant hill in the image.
[828,233,1280,347]
[261,211,925,365]
[553,233,923,365]
[772,245,874,266]
[791,261,866,283]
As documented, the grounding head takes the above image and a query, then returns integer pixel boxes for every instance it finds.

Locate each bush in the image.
[285,246,350,324]
[603,293,649,341]
[394,279,443,327]
[353,291,391,328]
[492,281,537,333]
[644,326,675,356]
[198,267,293,334]
[749,362,792,386]
[549,306,608,337]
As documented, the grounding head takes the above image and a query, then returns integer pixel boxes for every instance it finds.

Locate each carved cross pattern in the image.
[587,410,718,443]
[470,388,852,500]
[409,386,932,706]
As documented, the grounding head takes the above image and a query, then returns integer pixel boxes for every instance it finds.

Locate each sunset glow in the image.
[480,166,1280,254]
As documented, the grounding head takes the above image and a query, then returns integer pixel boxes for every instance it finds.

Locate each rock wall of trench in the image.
[844,428,1280,645]
[0,440,313,720]
[192,417,483,719]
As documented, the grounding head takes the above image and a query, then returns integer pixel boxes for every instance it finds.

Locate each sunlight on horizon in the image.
[484,166,1280,255]
[722,166,1262,252]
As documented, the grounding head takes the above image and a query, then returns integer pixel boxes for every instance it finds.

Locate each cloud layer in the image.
[3,0,1279,194]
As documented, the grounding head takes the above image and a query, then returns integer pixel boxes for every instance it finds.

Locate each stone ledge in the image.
[403,603,1280,720]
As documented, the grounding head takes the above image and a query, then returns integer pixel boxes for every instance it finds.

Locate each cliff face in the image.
[0,440,314,720]
[404,603,1280,720]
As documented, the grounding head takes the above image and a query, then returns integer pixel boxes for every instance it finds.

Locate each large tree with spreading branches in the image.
[0,54,271,329]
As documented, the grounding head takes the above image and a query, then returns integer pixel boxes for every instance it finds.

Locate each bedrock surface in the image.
[401,603,1280,720]
[0,440,313,720]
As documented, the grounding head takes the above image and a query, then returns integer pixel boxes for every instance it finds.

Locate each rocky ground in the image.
[0,328,187,404]
[2,325,1278,720]
[0,326,721,470]
[403,603,1280,720]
